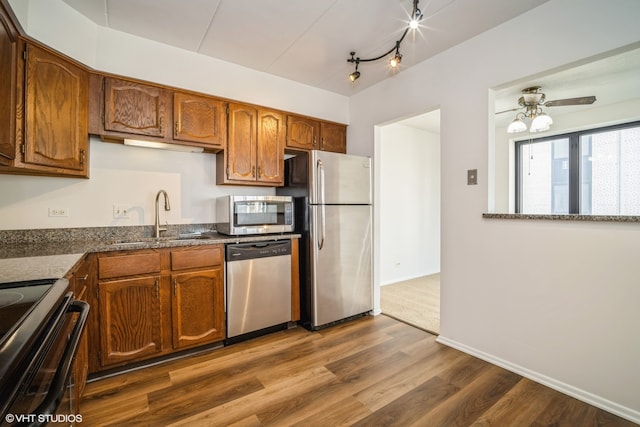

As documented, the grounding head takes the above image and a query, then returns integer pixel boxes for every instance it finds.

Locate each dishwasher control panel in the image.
[226,240,292,261]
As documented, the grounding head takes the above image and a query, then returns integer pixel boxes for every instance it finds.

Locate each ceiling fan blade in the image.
[495,107,520,115]
[544,96,596,107]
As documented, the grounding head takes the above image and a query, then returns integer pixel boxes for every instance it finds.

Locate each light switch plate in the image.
[467,169,478,185]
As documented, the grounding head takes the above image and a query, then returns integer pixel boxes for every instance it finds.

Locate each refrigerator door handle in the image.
[318,204,325,250]
[317,159,325,204]
[316,159,326,249]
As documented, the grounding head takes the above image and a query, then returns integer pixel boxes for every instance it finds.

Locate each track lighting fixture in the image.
[347,0,422,82]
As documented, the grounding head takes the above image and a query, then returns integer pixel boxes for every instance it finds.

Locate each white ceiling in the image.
[396,45,640,134]
[60,0,548,96]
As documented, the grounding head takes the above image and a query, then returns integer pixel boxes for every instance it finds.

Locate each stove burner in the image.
[0,291,25,309]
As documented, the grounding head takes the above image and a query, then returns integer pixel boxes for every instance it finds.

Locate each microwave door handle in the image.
[31,299,90,422]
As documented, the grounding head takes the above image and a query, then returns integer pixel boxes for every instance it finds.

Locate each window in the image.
[515,121,640,215]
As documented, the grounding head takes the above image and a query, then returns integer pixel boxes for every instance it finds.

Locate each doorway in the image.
[376,110,441,334]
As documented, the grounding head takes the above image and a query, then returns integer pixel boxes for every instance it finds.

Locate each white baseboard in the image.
[436,335,640,425]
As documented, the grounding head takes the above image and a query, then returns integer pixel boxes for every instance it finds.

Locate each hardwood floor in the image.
[381,274,440,334]
[80,315,636,426]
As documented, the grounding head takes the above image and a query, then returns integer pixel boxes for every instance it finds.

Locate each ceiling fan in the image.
[497,86,596,133]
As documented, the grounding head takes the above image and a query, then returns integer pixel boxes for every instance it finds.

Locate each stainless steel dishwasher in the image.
[226,240,292,341]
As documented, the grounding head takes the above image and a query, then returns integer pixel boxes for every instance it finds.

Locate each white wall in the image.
[351,0,640,422]
[0,0,349,231]
[379,124,440,285]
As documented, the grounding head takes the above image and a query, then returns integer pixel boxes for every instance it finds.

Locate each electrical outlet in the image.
[113,204,131,219]
[48,207,69,217]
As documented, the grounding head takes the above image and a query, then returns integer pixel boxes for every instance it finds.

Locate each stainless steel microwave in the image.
[216,195,294,235]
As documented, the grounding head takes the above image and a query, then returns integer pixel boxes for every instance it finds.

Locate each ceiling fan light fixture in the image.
[530,113,553,132]
[507,117,527,133]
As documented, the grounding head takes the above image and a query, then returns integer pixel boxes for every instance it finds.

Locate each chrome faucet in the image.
[154,190,171,238]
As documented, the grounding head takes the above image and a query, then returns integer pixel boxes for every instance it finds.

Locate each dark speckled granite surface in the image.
[483,213,640,222]
[0,224,300,284]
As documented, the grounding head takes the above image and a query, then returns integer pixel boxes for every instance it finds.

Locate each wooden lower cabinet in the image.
[171,269,224,349]
[98,275,163,366]
[92,245,225,372]
[66,253,95,409]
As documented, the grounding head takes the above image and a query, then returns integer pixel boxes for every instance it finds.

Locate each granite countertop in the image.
[482,213,640,222]
[0,225,301,284]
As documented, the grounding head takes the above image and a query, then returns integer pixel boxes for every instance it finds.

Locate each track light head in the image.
[346,0,420,82]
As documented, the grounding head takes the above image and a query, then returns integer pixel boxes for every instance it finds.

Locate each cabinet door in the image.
[104,77,168,138]
[257,109,285,185]
[71,254,95,407]
[171,268,224,349]
[320,122,347,154]
[226,103,257,182]
[173,92,226,147]
[286,115,320,150]
[0,6,17,162]
[98,276,163,367]
[24,44,88,173]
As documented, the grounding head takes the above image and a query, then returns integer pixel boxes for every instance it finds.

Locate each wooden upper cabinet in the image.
[225,103,257,182]
[257,109,285,184]
[173,92,226,148]
[286,115,320,150]
[104,77,169,138]
[218,103,284,186]
[0,4,17,163]
[320,122,347,153]
[23,43,88,175]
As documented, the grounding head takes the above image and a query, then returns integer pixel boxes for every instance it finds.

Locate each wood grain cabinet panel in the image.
[320,122,347,153]
[286,115,347,154]
[173,92,226,148]
[69,254,95,408]
[98,275,163,366]
[171,268,225,350]
[225,103,257,182]
[257,109,285,184]
[286,115,320,151]
[0,4,17,163]
[98,250,161,279]
[24,44,88,172]
[91,245,226,373]
[218,103,284,186]
[104,77,169,138]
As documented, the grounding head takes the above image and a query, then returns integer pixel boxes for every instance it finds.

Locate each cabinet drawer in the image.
[171,246,223,271]
[98,251,161,279]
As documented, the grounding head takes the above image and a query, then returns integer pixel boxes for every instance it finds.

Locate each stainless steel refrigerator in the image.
[278,150,372,329]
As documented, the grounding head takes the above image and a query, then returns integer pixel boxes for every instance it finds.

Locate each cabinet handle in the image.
[155,279,159,299]
[252,166,256,177]
[80,149,86,166]
[78,274,89,281]
[174,121,179,136]
[173,278,177,296]
[257,165,261,178]
[159,117,164,133]
[313,138,317,146]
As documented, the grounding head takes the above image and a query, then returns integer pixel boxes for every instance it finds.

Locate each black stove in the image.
[0,277,89,426]
[0,279,58,340]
